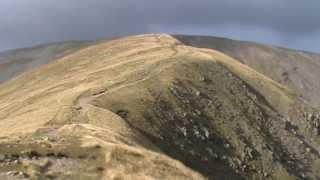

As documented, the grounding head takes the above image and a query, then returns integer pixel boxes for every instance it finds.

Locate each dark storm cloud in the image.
[0,0,320,52]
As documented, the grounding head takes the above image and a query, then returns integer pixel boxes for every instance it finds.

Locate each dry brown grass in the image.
[0,34,302,179]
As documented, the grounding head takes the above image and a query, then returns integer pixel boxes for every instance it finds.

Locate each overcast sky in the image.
[0,0,320,53]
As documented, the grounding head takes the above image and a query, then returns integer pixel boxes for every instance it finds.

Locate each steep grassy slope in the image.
[0,41,91,83]
[0,34,319,179]
[175,35,320,108]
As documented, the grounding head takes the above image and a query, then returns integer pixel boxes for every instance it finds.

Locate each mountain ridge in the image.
[2,34,320,109]
[175,35,320,107]
[174,34,320,55]
[0,34,319,179]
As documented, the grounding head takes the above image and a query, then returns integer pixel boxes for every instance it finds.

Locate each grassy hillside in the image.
[175,35,320,108]
[0,41,91,83]
[0,34,319,179]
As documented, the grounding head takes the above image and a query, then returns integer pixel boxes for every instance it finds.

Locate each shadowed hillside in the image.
[0,41,91,83]
[175,35,320,108]
[0,34,319,179]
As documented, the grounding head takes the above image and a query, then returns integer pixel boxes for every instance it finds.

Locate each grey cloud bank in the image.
[0,0,319,52]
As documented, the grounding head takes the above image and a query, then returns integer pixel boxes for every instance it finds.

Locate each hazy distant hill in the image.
[0,34,319,179]
[0,41,90,83]
[175,35,320,107]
